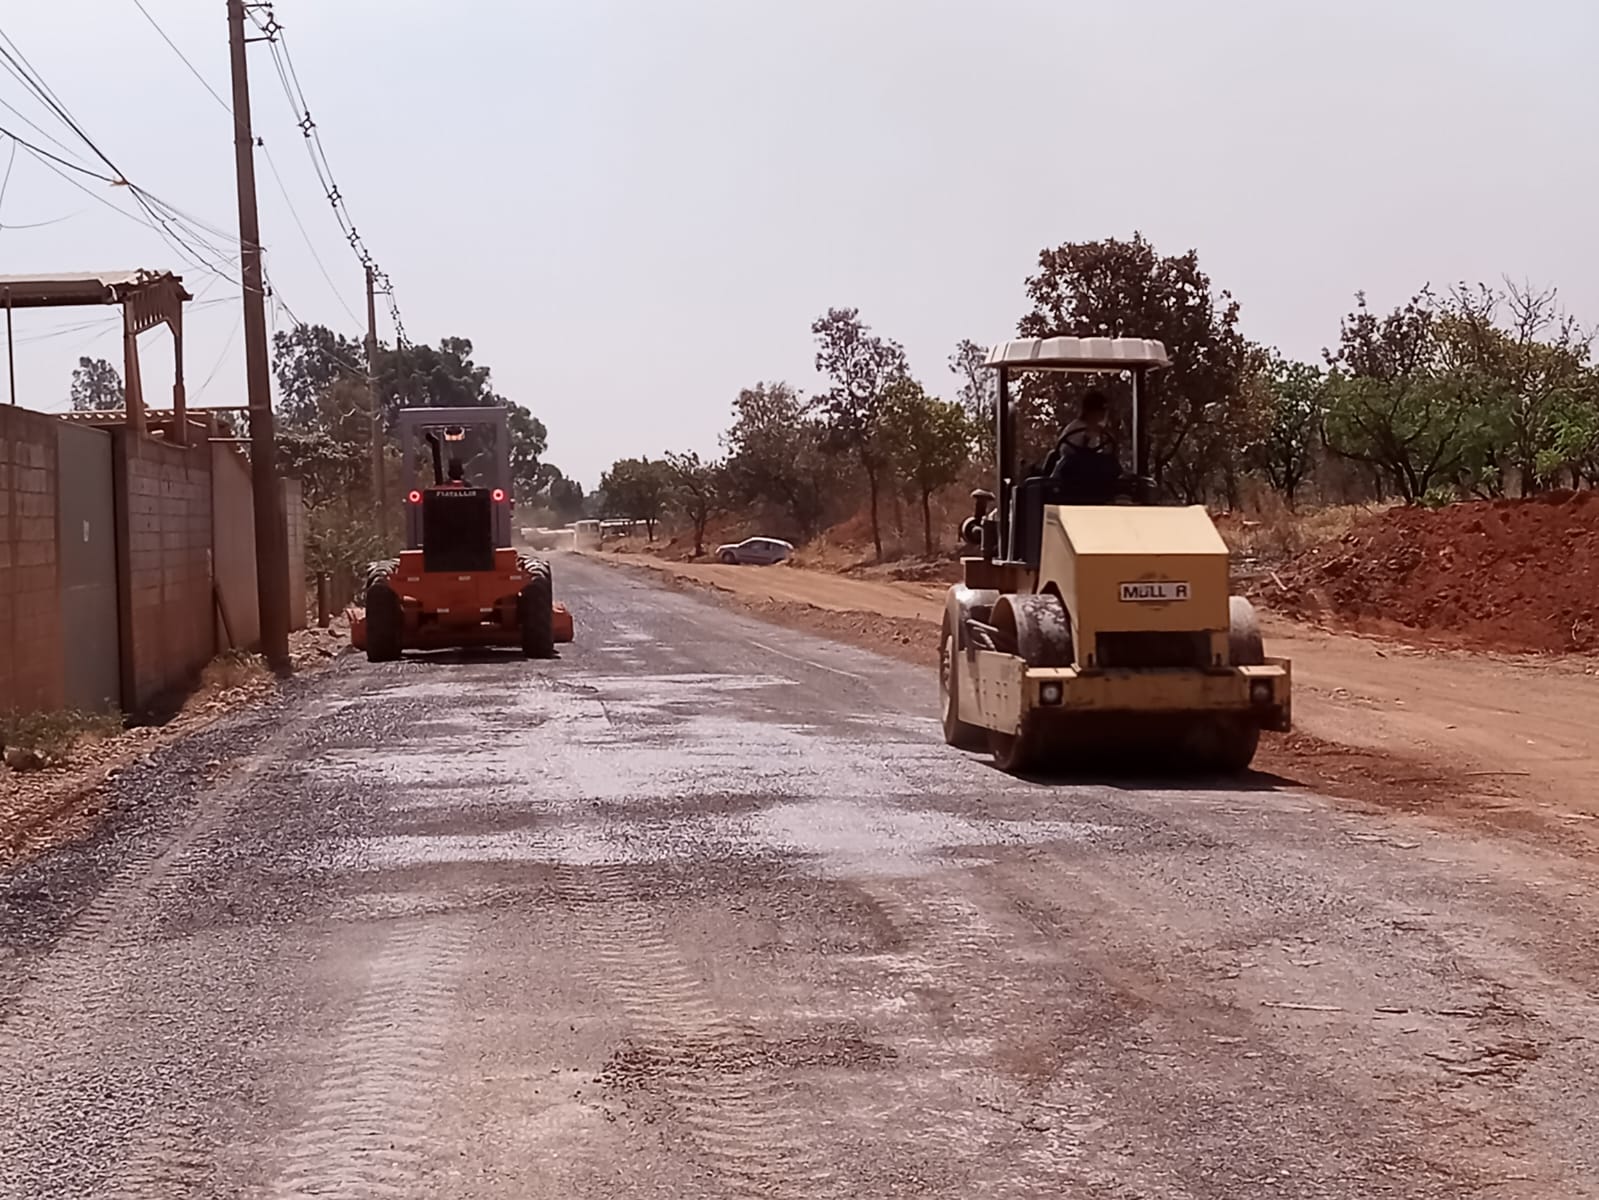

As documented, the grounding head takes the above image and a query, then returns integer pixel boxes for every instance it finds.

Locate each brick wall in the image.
[114,431,214,712]
[0,407,65,714]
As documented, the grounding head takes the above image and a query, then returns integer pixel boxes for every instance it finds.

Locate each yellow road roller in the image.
[940,336,1291,773]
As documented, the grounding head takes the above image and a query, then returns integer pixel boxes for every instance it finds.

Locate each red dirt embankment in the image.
[1274,490,1599,654]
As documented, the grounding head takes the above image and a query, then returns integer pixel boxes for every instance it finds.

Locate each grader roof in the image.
[985,337,1171,373]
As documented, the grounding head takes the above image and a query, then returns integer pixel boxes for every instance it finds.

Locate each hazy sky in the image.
[2,1,1595,486]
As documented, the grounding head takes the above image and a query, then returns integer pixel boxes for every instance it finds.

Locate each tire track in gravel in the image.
[0,707,322,1031]
[852,873,1109,1195]
[261,920,473,1200]
[0,707,326,1200]
[565,863,853,1200]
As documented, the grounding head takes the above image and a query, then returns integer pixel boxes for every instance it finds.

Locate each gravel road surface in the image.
[3,553,1596,1198]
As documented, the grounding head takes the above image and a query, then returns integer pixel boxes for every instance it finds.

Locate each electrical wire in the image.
[122,0,367,332]
[0,29,255,291]
[1,209,84,231]
[0,136,15,219]
[249,3,408,347]
[194,309,245,400]
[127,0,233,114]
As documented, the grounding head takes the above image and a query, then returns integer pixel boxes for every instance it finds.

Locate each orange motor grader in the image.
[352,406,573,661]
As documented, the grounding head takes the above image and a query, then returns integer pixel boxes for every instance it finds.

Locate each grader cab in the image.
[357,406,572,662]
[940,337,1290,773]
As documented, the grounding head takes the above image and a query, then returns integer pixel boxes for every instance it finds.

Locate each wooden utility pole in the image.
[227,0,291,671]
[366,265,385,539]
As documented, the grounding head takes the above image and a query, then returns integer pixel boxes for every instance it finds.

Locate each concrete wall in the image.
[284,478,307,631]
[211,444,260,650]
[212,449,308,642]
[5,405,307,719]
[0,407,65,714]
[115,431,215,712]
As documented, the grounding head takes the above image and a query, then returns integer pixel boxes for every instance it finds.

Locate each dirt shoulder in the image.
[587,551,1599,844]
[0,623,352,869]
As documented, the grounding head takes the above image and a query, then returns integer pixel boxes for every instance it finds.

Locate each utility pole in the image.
[366,265,385,540]
[227,0,291,672]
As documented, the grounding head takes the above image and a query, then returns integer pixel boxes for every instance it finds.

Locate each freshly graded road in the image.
[3,554,1596,1198]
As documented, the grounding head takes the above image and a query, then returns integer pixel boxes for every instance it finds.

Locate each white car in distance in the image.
[714,536,794,566]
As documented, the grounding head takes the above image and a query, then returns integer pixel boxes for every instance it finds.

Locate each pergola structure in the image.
[1,270,193,444]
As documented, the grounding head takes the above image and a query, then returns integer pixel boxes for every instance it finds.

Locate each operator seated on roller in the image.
[446,458,467,487]
[1043,389,1120,503]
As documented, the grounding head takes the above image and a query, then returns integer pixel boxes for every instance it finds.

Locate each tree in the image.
[722,381,838,540]
[810,308,910,561]
[599,456,672,540]
[883,381,971,555]
[69,357,125,412]
[547,475,587,523]
[1548,371,1599,487]
[664,450,727,557]
[272,324,560,514]
[506,402,549,503]
[1018,233,1252,499]
[1440,281,1593,494]
[949,338,996,442]
[1323,291,1495,503]
[271,325,366,427]
[1247,355,1328,508]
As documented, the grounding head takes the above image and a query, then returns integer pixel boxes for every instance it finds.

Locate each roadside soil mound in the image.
[1271,490,1599,654]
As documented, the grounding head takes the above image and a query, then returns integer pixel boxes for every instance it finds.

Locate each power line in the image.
[0,136,15,219]
[0,30,255,291]
[0,92,94,170]
[0,124,110,181]
[195,309,245,400]
[1,210,82,230]
[263,144,361,325]
[127,0,232,114]
[249,3,408,347]
[123,0,366,333]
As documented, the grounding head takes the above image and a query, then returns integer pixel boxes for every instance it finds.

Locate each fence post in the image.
[316,572,330,629]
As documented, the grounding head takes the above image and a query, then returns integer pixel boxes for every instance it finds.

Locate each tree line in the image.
[66,230,1597,570]
[594,232,1598,558]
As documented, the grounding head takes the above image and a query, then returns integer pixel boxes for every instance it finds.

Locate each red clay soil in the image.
[1271,490,1599,655]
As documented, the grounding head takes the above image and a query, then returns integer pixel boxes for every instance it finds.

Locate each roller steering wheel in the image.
[1057,425,1119,460]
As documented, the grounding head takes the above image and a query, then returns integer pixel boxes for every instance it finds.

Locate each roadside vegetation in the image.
[77,232,1590,579]
[589,233,1597,563]
[0,709,124,771]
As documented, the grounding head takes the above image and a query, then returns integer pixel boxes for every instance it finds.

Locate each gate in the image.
[57,424,121,713]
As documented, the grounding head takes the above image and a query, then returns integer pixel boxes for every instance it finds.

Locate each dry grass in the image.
[199,649,272,693]
[1218,492,1391,565]
[1,709,125,764]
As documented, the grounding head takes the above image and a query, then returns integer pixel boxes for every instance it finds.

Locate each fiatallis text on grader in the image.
[352,406,573,661]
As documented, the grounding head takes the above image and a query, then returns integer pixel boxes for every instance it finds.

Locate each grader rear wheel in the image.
[520,564,555,659]
[364,582,402,663]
